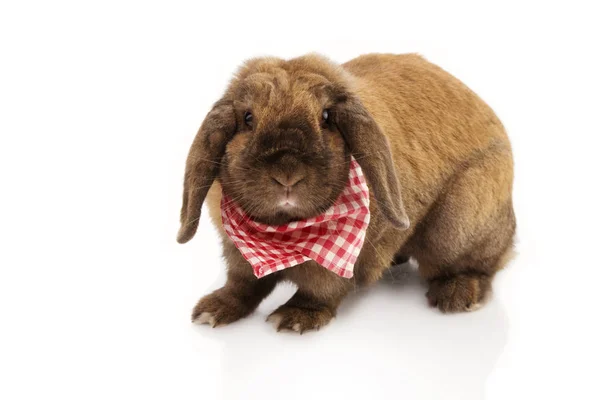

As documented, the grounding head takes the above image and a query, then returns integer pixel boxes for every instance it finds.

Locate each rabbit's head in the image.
[177,54,409,243]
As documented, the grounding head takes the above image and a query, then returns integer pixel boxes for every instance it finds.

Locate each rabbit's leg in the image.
[267,237,400,333]
[421,234,514,313]
[192,241,279,327]
[424,272,494,312]
[408,151,516,313]
[267,261,353,333]
[266,290,342,333]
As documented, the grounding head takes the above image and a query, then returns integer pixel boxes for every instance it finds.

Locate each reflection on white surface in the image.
[194,263,508,400]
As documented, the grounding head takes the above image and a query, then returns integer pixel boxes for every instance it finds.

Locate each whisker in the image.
[328,150,388,168]
[188,156,262,174]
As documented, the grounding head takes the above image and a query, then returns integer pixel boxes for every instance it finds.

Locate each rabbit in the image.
[177,53,516,333]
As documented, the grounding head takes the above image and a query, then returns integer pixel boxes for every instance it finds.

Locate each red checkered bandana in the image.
[221,157,370,279]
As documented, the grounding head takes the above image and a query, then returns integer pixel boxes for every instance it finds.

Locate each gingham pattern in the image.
[221,157,370,279]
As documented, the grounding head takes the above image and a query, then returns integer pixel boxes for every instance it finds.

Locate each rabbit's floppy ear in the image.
[335,95,410,230]
[177,100,236,243]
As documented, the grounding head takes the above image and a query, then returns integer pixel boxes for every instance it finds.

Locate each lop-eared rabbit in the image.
[178,53,515,333]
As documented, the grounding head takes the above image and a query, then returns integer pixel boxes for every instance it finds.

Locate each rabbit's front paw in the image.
[191,289,253,327]
[267,304,335,334]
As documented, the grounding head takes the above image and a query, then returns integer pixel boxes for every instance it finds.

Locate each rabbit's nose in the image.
[271,173,305,188]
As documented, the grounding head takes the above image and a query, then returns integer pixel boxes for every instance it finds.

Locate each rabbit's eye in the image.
[244,111,253,127]
[322,109,330,122]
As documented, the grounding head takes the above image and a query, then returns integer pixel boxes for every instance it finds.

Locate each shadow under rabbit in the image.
[191,261,509,400]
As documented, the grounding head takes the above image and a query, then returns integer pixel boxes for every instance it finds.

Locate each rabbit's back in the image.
[344,53,513,217]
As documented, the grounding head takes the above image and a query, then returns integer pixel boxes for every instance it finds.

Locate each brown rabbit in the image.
[178,53,515,333]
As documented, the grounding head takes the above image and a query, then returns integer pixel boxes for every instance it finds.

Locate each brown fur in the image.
[179,53,516,332]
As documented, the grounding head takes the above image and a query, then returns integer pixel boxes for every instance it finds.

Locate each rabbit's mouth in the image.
[273,176,303,209]
[277,195,299,209]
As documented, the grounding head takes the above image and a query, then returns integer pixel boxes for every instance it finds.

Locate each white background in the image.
[1,1,599,399]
